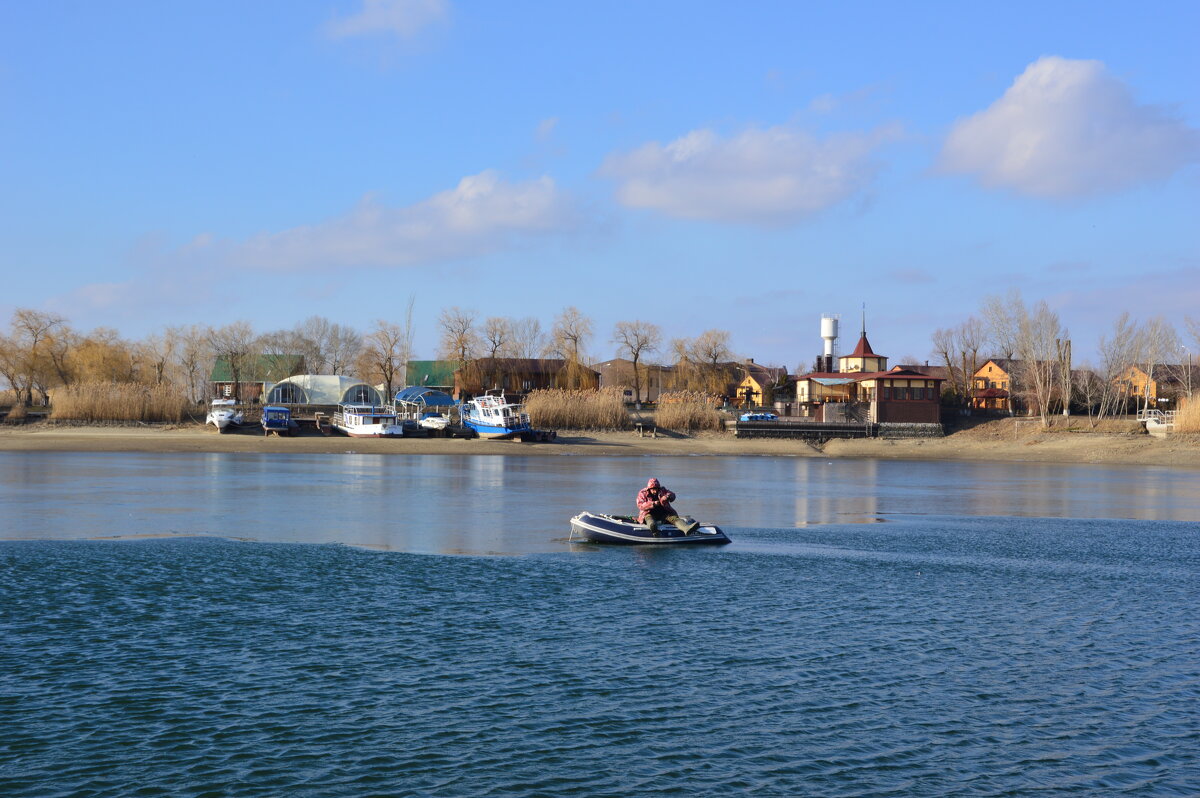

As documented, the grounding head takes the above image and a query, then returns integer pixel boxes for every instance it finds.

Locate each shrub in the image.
[654,391,725,431]
[49,381,193,423]
[524,388,630,430]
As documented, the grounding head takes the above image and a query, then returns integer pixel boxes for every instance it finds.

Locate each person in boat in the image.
[636,477,696,535]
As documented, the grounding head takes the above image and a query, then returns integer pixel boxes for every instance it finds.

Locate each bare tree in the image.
[1014,300,1064,427]
[166,325,213,403]
[612,320,662,405]
[481,316,514,389]
[550,307,594,388]
[980,291,1022,360]
[293,315,362,375]
[207,321,258,403]
[509,317,546,360]
[931,316,984,407]
[1135,317,1180,412]
[1095,313,1140,421]
[5,309,69,405]
[668,330,736,395]
[437,307,480,366]
[550,306,593,361]
[1074,362,1104,427]
[357,320,406,399]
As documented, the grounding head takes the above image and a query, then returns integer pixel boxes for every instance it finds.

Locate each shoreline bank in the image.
[1,421,1197,467]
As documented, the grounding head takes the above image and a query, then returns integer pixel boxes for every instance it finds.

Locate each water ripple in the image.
[2,517,1200,796]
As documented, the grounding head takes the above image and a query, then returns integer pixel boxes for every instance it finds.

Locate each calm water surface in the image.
[2,452,1199,796]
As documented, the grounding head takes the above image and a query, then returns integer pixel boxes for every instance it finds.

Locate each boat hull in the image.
[333,428,404,438]
[570,512,731,545]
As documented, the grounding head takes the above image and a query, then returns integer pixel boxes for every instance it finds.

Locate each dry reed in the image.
[50,381,193,423]
[654,391,726,431]
[524,387,630,430]
[2,397,26,424]
[1173,398,1200,433]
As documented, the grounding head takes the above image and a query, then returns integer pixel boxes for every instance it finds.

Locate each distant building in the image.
[406,360,457,394]
[464,358,599,397]
[406,358,600,400]
[791,330,943,424]
[734,360,788,408]
[210,354,305,403]
[593,358,673,403]
[972,359,1018,413]
[1116,364,1200,408]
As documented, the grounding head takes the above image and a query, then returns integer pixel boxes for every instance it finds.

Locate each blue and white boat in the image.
[459,391,532,440]
[261,405,295,436]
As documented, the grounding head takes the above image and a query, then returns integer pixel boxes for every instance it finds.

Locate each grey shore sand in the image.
[1,420,1197,468]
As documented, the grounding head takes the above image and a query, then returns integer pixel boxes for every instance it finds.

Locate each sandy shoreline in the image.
[1,421,1197,467]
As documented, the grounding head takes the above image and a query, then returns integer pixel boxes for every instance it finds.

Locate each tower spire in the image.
[861,302,866,338]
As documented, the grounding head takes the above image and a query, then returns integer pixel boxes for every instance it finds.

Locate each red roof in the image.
[849,334,877,357]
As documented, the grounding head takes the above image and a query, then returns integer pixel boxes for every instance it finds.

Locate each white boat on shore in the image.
[331,404,405,438]
[205,399,243,433]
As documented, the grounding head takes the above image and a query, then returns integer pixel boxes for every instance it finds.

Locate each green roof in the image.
[209,354,305,383]
[407,360,457,388]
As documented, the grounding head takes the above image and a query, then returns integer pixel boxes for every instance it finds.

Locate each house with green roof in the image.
[209,354,305,402]
[406,360,458,393]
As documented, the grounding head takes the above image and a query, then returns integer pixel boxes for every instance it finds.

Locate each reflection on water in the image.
[2,452,1198,554]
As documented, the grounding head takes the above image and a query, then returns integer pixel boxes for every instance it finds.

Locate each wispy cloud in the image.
[536,117,559,141]
[228,170,575,271]
[940,56,1200,198]
[599,122,901,226]
[326,0,449,41]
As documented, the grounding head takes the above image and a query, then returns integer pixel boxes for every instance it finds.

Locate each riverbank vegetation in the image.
[49,382,194,423]
[524,388,630,430]
[654,392,725,431]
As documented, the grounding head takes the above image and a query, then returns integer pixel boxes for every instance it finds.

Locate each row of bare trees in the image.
[933,291,1200,428]
[0,301,752,409]
[0,304,418,407]
[435,305,749,399]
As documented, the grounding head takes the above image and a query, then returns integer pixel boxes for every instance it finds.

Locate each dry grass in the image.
[49,381,193,423]
[524,387,631,430]
[1174,399,1200,433]
[654,391,726,431]
[2,399,26,424]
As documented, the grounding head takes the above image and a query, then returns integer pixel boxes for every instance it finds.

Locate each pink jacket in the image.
[636,485,676,523]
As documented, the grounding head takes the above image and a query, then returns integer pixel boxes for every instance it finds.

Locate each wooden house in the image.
[209,354,305,403]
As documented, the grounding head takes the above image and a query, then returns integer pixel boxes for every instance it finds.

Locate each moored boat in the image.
[261,405,296,436]
[331,403,405,438]
[460,391,533,439]
[205,399,243,433]
[569,512,731,545]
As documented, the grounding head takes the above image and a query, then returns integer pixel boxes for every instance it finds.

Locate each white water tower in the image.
[821,314,840,358]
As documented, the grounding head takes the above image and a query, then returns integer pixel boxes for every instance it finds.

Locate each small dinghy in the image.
[569,512,731,545]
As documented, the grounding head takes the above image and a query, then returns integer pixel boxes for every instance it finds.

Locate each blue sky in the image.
[1,1,1197,369]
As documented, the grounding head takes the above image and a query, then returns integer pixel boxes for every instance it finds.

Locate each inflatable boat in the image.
[569,512,731,545]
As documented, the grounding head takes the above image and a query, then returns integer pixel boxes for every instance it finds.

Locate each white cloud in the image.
[229,170,575,271]
[599,123,899,225]
[327,0,448,40]
[940,56,1200,197]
